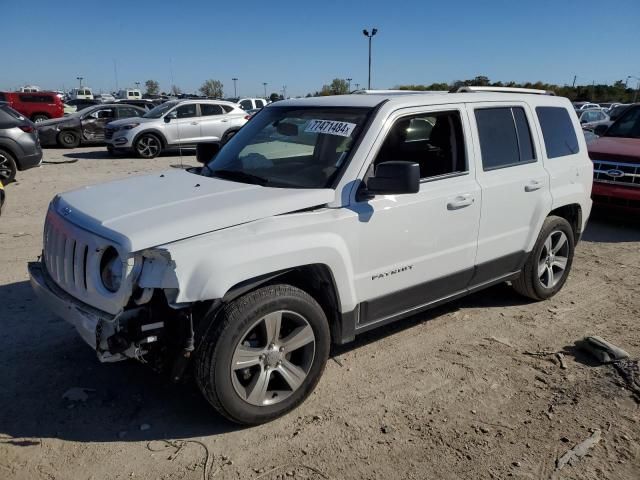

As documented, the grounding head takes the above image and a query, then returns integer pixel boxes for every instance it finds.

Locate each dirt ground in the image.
[1,146,639,480]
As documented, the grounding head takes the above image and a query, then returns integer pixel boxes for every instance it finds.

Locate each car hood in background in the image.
[36,116,79,128]
[588,137,640,163]
[53,168,335,251]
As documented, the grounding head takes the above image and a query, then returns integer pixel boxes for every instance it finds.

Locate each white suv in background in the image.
[104,99,248,158]
[30,88,592,425]
[238,98,268,110]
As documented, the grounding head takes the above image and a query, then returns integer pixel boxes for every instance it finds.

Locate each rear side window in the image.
[201,104,223,116]
[19,94,54,103]
[475,107,536,170]
[221,105,234,113]
[255,99,265,108]
[239,100,253,110]
[536,107,579,158]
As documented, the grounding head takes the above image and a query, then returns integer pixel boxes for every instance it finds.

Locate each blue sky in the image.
[2,0,638,97]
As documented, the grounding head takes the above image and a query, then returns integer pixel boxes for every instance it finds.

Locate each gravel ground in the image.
[1,146,639,480]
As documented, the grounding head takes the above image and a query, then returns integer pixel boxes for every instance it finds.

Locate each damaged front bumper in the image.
[28,261,130,362]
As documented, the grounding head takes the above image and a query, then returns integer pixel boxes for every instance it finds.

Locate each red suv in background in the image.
[588,104,640,212]
[0,91,64,123]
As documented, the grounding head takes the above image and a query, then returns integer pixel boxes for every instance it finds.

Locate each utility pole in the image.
[113,60,119,91]
[347,77,352,92]
[232,78,238,97]
[572,75,577,87]
[627,76,640,102]
[263,82,267,98]
[362,28,378,90]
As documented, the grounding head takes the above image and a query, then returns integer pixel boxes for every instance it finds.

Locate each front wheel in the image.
[195,284,330,425]
[31,114,49,123]
[512,215,575,300]
[58,130,80,148]
[134,133,162,158]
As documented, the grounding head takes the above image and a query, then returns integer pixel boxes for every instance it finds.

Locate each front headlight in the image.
[100,247,123,293]
[118,123,140,131]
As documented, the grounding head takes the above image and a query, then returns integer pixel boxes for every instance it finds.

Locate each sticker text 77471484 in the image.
[304,120,357,137]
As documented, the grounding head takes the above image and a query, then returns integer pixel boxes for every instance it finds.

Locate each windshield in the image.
[605,106,640,138]
[143,101,177,118]
[203,106,372,188]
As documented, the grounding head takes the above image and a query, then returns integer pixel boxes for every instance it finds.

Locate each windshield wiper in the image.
[211,169,269,186]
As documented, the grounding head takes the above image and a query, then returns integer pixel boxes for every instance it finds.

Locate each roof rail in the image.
[351,89,449,95]
[457,86,555,96]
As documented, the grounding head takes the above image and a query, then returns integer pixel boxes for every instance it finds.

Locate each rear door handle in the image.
[221,119,229,122]
[447,194,474,210]
[190,122,199,125]
[524,180,543,192]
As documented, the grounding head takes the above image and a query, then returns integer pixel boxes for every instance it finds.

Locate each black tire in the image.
[222,130,237,144]
[0,149,17,185]
[134,133,162,159]
[31,114,49,123]
[195,284,330,425]
[512,215,575,300]
[58,130,81,148]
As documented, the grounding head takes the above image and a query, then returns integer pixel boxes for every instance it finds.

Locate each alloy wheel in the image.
[230,310,316,407]
[0,153,13,182]
[538,230,569,289]
[137,136,160,157]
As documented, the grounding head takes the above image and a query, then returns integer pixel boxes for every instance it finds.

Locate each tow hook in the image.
[170,310,195,382]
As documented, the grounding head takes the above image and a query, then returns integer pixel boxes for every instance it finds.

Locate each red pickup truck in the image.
[588,105,640,212]
[0,91,64,123]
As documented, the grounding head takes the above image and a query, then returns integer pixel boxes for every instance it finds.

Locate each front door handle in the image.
[221,119,229,122]
[447,194,474,210]
[524,180,543,192]
[190,122,199,125]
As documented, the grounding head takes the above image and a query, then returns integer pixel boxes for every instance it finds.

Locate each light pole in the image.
[135,81,140,90]
[627,76,640,103]
[282,85,287,99]
[263,82,268,98]
[362,28,378,90]
[347,77,352,92]
[232,78,238,98]
[354,83,360,91]
[76,76,83,88]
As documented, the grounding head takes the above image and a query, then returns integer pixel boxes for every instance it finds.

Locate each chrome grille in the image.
[592,159,640,188]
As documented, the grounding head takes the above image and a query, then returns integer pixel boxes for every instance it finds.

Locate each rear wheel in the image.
[0,149,17,185]
[58,130,80,148]
[222,130,237,144]
[31,114,49,123]
[195,284,330,425]
[512,216,575,300]
[135,133,162,158]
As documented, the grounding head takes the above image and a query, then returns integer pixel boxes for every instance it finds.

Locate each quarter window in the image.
[239,100,253,110]
[535,107,579,158]
[373,111,467,180]
[475,107,536,170]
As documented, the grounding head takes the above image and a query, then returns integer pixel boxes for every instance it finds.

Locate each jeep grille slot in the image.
[43,214,89,296]
[592,159,640,188]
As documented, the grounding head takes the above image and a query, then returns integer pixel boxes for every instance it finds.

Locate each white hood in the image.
[54,169,335,252]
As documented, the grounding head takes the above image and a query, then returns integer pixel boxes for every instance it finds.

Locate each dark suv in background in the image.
[0,102,43,184]
[0,91,64,123]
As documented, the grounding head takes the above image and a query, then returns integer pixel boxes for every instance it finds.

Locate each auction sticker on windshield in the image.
[305,119,357,137]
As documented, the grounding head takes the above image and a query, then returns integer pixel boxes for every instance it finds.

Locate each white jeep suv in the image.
[29,88,592,425]
[105,99,248,158]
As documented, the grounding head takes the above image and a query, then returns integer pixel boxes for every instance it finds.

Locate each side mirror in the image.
[366,161,420,195]
[164,111,177,123]
[593,124,608,136]
[196,142,220,164]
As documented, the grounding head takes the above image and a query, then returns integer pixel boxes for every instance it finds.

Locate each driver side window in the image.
[373,111,467,180]
[176,104,197,119]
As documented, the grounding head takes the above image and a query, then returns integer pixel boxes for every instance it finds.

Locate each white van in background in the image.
[116,89,142,100]
[69,88,94,100]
